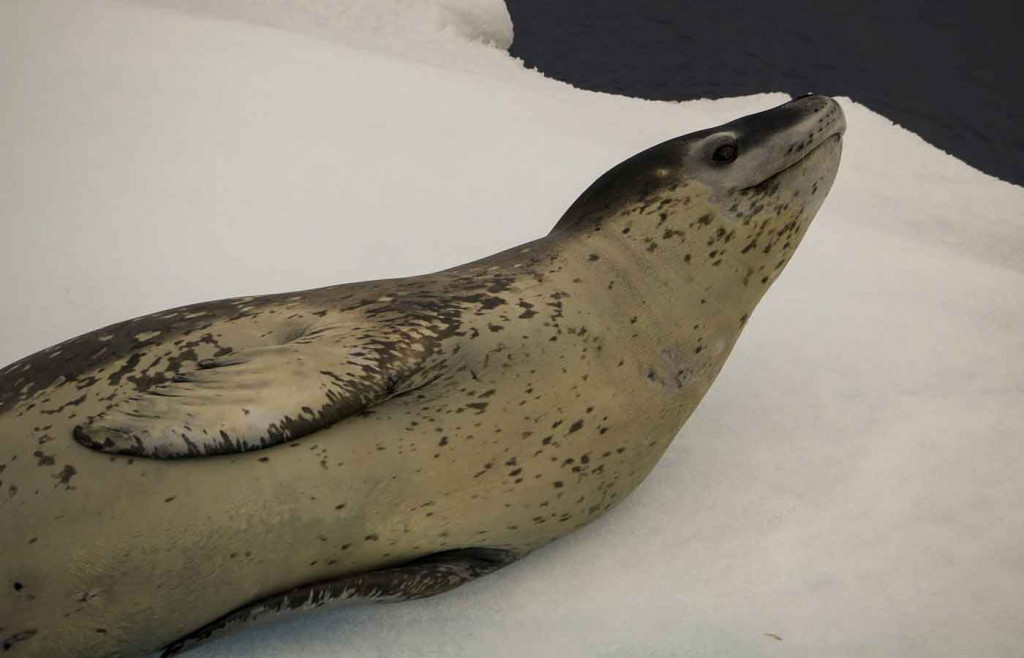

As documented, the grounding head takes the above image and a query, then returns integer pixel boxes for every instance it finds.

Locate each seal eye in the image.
[712,143,738,164]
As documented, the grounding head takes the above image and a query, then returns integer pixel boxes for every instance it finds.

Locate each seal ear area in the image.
[73,331,440,459]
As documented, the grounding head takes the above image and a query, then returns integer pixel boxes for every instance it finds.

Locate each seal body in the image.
[0,95,845,657]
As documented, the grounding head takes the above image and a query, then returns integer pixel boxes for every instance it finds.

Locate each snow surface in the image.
[127,0,514,65]
[2,0,1023,656]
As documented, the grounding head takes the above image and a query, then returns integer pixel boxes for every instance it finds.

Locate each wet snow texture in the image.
[2,1,1023,656]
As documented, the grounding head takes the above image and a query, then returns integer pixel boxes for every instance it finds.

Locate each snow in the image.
[128,0,514,66]
[2,0,1023,656]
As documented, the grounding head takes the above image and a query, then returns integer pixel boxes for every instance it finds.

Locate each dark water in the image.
[506,0,1023,187]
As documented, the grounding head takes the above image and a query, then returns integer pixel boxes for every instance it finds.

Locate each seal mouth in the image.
[741,132,843,191]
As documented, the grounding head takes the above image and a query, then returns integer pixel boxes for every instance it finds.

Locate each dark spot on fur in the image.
[478,297,505,310]
[1,630,37,652]
[33,451,55,467]
[54,465,77,489]
[517,300,537,319]
[40,393,88,415]
[106,353,143,387]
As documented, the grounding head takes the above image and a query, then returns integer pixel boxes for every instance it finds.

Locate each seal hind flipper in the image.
[161,548,518,657]
[74,320,447,458]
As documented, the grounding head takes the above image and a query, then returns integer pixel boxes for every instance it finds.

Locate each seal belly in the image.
[0,375,395,657]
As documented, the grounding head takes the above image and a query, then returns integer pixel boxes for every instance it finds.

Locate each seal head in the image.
[553,93,845,237]
[552,93,844,313]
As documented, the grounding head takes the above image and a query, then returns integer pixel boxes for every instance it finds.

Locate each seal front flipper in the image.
[74,319,448,458]
[161,548,518,657]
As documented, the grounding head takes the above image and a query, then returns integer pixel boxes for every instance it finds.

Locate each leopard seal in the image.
[0,94,845,657]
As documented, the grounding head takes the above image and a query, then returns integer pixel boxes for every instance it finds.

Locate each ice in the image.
[1,0,1022,656]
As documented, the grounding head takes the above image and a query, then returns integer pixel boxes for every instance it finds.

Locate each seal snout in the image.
[783,93,846,140]
[732,94,845,189]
